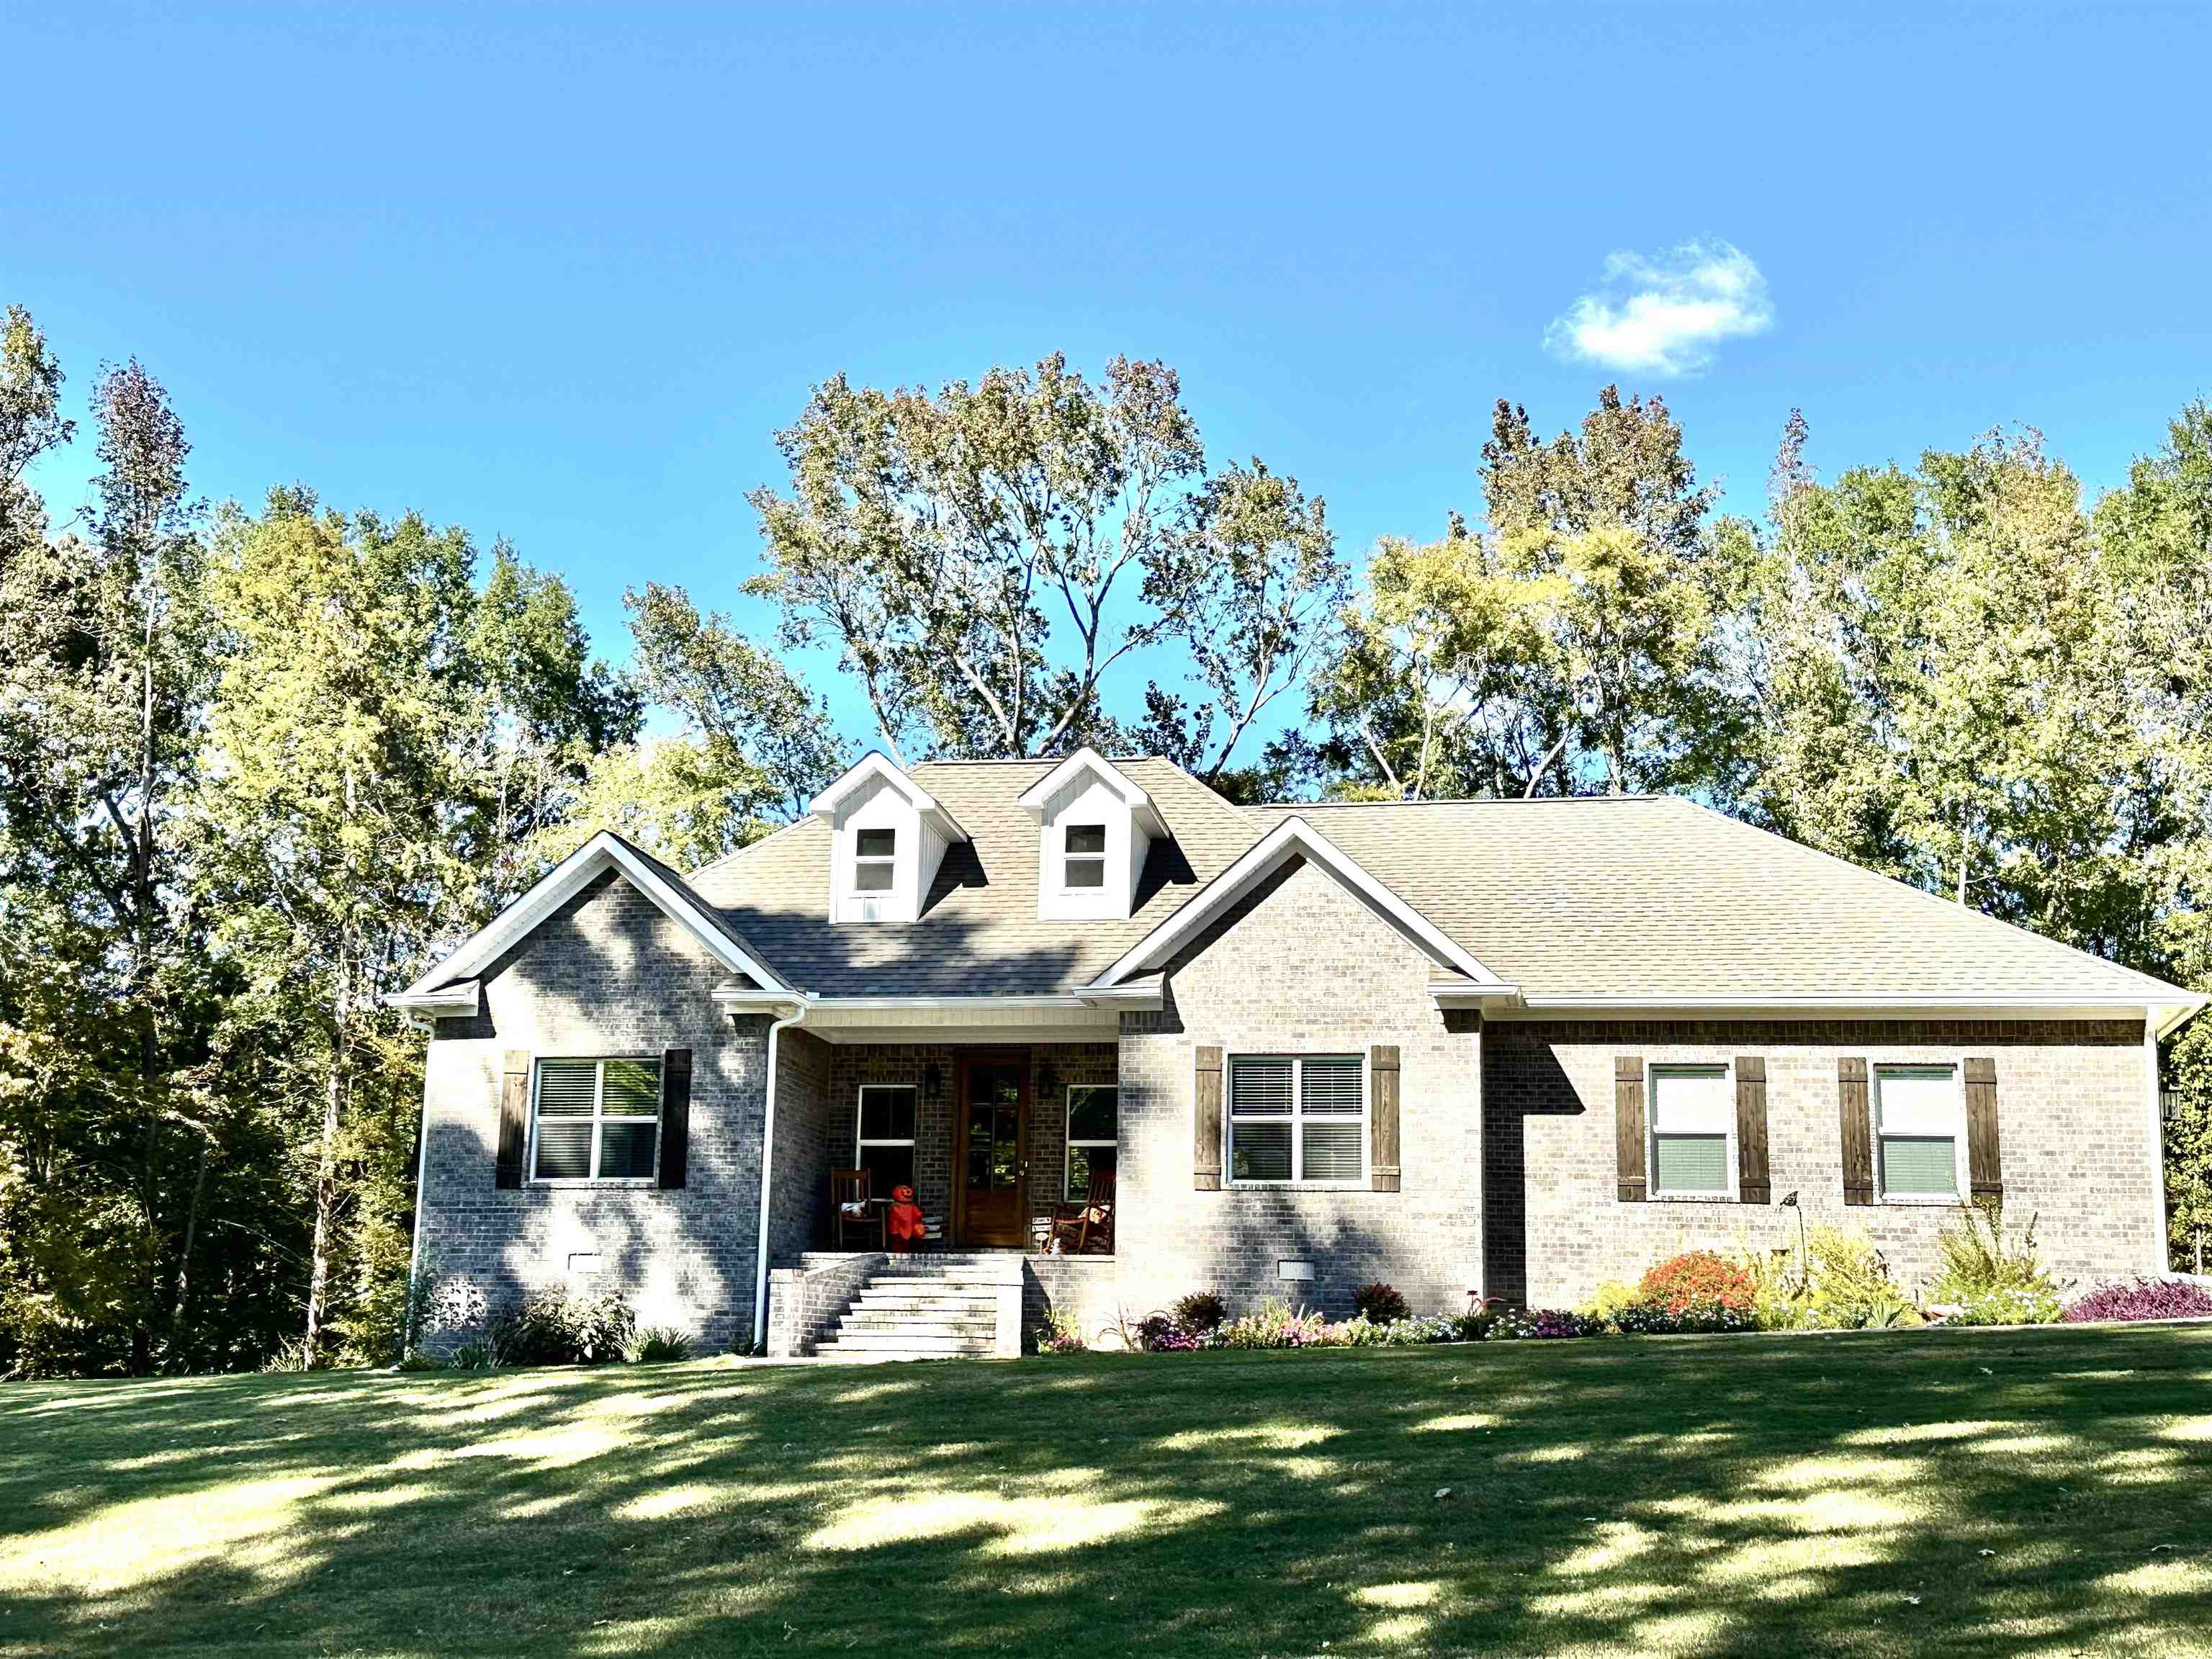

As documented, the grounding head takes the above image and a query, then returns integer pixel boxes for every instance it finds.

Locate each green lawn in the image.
[4,1326,2211,1658]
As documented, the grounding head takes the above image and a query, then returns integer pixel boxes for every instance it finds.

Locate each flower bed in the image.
[2062,1277,2212,1323]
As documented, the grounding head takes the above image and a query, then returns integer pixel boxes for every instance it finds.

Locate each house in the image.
[391,748,2205,1358]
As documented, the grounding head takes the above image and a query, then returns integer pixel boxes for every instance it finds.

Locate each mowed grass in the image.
[5,1326,2212,1658]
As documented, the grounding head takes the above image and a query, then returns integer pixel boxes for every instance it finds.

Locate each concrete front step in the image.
[848,1290,1002,1310]
[819,1331,994,1356]
[837,1316,997,1339]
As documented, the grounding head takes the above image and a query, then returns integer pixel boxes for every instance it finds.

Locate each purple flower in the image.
[2062,1277,2212,1323]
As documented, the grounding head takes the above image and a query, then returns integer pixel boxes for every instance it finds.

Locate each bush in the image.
[489,1288,636,1367]
[624,1326,694,1364]
[1353,1282,1410,1324]
[1135,1313,1206,1352]
[448,1343,495,1371]
[1805,1226,1918,1328]
[1611,1298,1758,1335]
[395,1350,446,1372]
[1741,1246,1812,1331]
[1579,1280,1643,1326]
[1933,1200,2058,1315]
[1640,1251,1755,1316]
[1218,1298,1329,1349]
[1172,1290,1228,1332]
[1486,1307,1603,1341]
[1036,1310,1088,1354]
[2062,1277,2212,1323]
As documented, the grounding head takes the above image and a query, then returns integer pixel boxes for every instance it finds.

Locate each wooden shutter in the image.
[1838,1057,1874,1205]
[1964,1056,2002,1200]
[1735,1056,1771,1204]
[1370,1045,1401,1192]
[1194,1046,1223,1190]
[1615,1056,1647,1202]
[496,1049,530,1190]
[658,1047,693,1190]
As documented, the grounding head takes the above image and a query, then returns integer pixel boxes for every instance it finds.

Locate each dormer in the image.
[809,753,969,924]
[1018,749,1169,921]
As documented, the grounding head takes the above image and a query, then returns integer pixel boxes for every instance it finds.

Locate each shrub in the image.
[1172,1290,1228,1332]
[1933,1200,2058,1313]
[1456,1304,1499,1343]
[489,1288,635,1367]
[624,1326,694,1364]
[1804,1226,1918,1328]
[447,1343,495,1371]
[1486,1307,1602,1340]
[395,1350,446,1372]
[1612,1298,1757,1335]
[1218,1298,1329,1349]
[1740,1246,1812,1331]
[1135,1313,1208,1352]
[1950,1286,2062,1327]
[1353,1282,1410,1324]
[1579,1280,1643,1326]
[1640,1251,1755,1316]
[2062,1277,2212,1323]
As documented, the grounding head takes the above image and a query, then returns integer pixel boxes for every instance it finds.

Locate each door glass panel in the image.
[965,1066,1022,1192]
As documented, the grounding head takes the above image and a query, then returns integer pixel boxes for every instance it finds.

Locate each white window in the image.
[1065,1084,1118,1197]
[855,1083,918,1195]
[533,1057,661,1182]
[853,827,896,893]
[1874,1064,1964,1201]
[1228,1055,1364,1186]
[1649,1064,1733,1199]
[1063,824,1107,890]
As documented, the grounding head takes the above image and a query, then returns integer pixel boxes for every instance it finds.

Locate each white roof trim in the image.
[1492,992,2208,1034]
[1090,814,1506,989]
[806,751,970,842]
[1016,747,1168,837]
[393,832,794,1000]
[386,979,482,1018]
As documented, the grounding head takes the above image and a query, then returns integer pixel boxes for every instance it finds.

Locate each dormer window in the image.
[1018,748,1169,922]
[808,752,970,925]
[1064,825,1107,890]
[854,827,896,892]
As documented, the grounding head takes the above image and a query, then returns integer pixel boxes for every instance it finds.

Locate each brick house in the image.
[391,749,2203,1358]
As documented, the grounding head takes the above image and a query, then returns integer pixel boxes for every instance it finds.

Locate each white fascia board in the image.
[1017,747,1168,837]
[806,751,970,842]
[397,832,794,999]
[1429,982,1524,1010]
[384,979,482,1019]
[1495,992,2206,1026]
[1089,814,1504,989]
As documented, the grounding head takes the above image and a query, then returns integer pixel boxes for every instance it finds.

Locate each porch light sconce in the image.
[924,1063,942,1102]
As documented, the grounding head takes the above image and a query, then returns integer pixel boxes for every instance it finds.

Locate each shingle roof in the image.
[684,760,2195,1010]
[1241,795,2187,1004]
[685,758,1259,996]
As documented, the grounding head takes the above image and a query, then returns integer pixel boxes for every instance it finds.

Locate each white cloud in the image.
[1545,240,1773,376]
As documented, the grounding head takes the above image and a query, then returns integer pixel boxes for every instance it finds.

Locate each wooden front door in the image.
[954,1053,1028,1249]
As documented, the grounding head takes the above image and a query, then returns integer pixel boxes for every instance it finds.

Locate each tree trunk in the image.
[166,1125,212,1365]
[301,1062,342,1368]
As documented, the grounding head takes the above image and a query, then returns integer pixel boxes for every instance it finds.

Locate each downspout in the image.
[751,999,809,1351]
[397,1007,438,1364]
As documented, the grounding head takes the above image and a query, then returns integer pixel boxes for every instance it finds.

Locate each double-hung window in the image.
[1649,1064,1732,1199]
[1064,824,1107,890]
[1228,1055,1364,1185]
[1065,1084,1118,1197]
[853,827,896,893]
[533,1057,662,1182]
[1874,1064,1964,1200]
[856,1084,918,1194]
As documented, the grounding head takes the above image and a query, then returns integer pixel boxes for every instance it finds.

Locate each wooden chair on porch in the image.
[830,1168,886,1251]
[1048,1170,1115,1256]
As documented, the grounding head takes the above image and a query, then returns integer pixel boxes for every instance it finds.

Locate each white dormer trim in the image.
[1017,748,1169,837]
[387,831,794,1005]
[809,751,968,924]
[1089,814,1507,988]
[1019,748,1164,921]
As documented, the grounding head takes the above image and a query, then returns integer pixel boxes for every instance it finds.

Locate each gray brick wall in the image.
[1115,855,1485,1321]
[1484,1018,2160,1307]
[413,872,770,1354]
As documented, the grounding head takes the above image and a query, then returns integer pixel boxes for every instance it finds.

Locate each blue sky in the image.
[8,3,2210,758]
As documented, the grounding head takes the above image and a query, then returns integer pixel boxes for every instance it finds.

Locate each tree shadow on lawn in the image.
[4,1325,2211,1658]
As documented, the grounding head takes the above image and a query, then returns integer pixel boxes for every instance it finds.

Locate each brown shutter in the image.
[1615,1056,1647,1202]
[1735,1056,1771,1204]
[658,1047,692,1190]
[1838,1057,1874,1205]
[1194,1046,1223,1190]
[1964,1056,2002,1201]
[1370,1045,1401,1192]
[496,1050,529,1190]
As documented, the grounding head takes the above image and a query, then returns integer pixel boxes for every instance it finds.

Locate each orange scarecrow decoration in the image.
[887,1184,927,1249]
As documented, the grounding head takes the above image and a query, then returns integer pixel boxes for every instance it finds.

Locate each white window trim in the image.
[1870,1057,1970,1207]
[1060,823,1110,896]
[529,1056,662,1187]
[1647,1061,1737,1202]
[1226,1053,1369,1189]
[1064,1083,1118,1199]
[854,1082,920,1195]
[852,828,898,895]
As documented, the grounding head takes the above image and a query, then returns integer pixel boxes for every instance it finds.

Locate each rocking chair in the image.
[1048,1170,1115,1255]
[830,1168,886,1251]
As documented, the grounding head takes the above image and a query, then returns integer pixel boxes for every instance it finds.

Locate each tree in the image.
[749,354,1333,771]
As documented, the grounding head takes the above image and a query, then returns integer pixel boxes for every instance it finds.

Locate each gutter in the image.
[747,997,809,1352]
